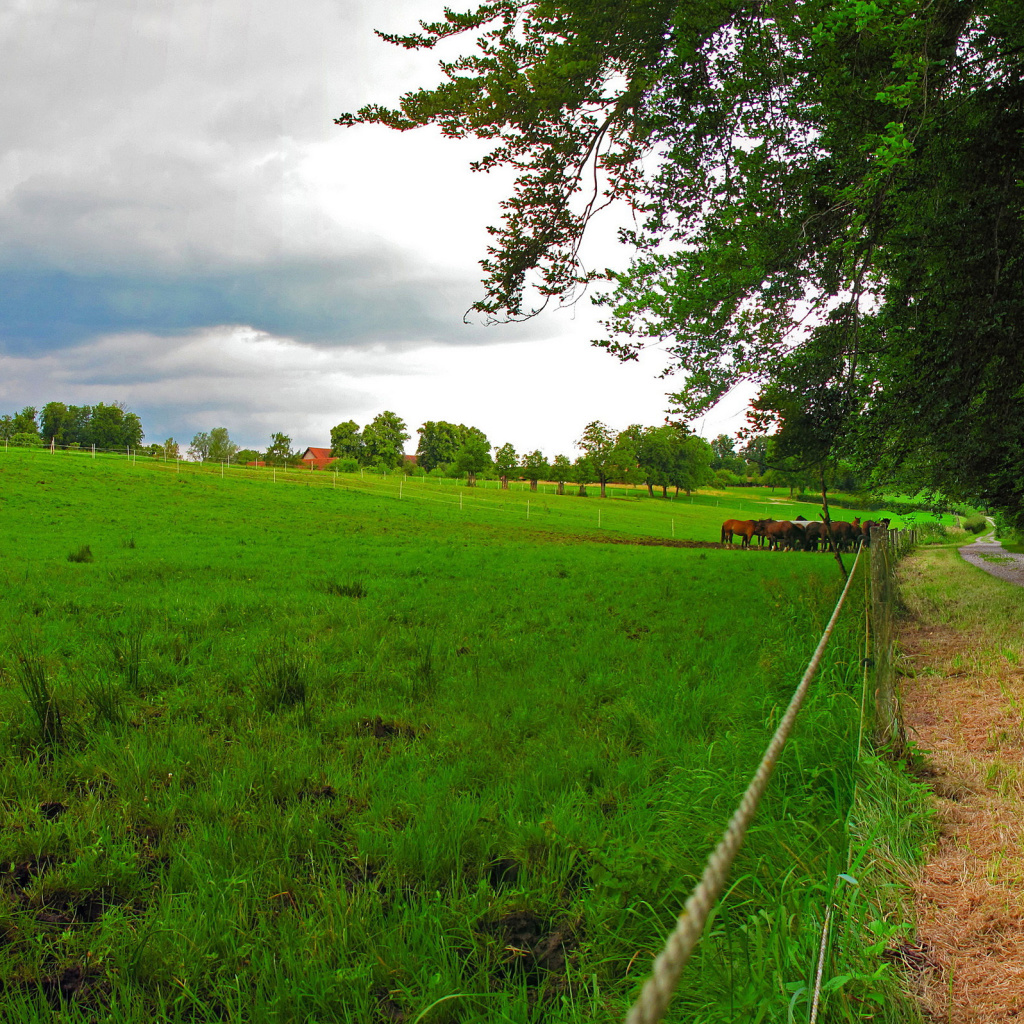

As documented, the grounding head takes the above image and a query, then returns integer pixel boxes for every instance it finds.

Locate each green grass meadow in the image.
[0,449,930,1022]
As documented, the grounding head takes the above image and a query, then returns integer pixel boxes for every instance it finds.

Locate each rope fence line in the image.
[624,544,865,1024]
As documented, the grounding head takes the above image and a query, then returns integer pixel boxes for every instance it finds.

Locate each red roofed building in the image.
[299,447,337,470]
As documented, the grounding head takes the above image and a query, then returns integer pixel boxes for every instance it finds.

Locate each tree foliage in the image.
[417,421,488,472]
[344,0,1024,525]
[32,401,143,450]
[453,433,492,485]
[329,421,363,462]
[576,420,619,497]
[520,449,549,491]
[493,442,519,487]
[265,433,293,466]
[362,411,410,469]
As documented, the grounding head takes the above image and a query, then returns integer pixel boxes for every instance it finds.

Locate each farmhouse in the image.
[299,447,336,471]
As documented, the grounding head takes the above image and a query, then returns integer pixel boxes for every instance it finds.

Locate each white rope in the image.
[808,903,833,1023]
[624,545,863,1024]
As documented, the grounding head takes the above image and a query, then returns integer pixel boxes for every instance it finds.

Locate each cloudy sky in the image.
[0,0,751,455]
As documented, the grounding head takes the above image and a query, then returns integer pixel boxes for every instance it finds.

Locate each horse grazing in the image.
[721,519,758,549]
[752,519,775,548]
[765,521,800,551]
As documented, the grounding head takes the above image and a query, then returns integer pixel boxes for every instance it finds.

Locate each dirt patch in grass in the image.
[356,716,418,740]
[477,910,578,991]
[900,616,1024,1021]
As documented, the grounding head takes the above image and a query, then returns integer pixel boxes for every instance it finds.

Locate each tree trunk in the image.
[820,467,847,579]
[661,485,668,498]
[468,472,476,487]
[530,479,538,492]
[647,481,654,497]
[556,481,564,495]
[578,484,587,496]
[599,479,606,498]
[500,475,509,489]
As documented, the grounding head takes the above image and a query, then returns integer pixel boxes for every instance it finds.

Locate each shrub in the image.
[335,458,359,473]
[10,431,43,447]
[962,514,988,534]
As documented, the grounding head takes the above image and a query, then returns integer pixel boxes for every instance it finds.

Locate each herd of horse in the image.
[720,515,892,552]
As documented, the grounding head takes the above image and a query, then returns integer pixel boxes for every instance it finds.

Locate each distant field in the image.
[0,449,926,1022]
[0,444,948,549]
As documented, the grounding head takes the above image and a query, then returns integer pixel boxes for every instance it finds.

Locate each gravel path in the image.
[957,529,1024,586]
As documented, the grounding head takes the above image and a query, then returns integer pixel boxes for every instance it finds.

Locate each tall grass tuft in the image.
[12,652,66,746]
[325,580,367,598]
[113,625,145,692]
[256,652,309,709]
[83,674,125,727]
[67,544,93,563]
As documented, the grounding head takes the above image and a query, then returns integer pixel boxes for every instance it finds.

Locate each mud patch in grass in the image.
[356,716,418,740]
[477,910,577,986]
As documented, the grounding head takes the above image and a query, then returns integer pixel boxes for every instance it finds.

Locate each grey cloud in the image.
[0,250,545,354]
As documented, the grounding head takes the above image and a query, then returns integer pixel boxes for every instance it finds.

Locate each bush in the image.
[961,514,988,534]
[10,431,43,447]
[335,458,359,473]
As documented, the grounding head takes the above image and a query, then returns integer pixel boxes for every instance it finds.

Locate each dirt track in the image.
[900,543,1024,1022]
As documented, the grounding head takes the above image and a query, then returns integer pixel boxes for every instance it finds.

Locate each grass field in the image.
[0,448,930,1022]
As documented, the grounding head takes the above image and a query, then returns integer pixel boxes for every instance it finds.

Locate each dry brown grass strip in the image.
[900,548,1024,1022]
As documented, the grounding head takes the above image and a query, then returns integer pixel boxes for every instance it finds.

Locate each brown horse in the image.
[765,521,799,550]
[752,519,775,548]
[721,519,758,548]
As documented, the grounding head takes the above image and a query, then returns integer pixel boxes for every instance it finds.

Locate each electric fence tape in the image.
[624,544,863,1024]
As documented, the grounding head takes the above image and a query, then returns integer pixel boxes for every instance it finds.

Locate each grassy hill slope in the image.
[0,450,927,1022]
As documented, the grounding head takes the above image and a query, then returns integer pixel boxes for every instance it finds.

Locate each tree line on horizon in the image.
[2,400,870,497]
[0,402,143,451]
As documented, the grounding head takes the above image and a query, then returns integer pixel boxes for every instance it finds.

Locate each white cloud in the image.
[0,0,758,451]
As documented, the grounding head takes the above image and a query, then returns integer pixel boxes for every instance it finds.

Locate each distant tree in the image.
[188,432,211,461]
[550,454,571,496]
[234,448,260,465]
[453,434,491,486]
[203,427,237,463]
[11,407,39,436]
[740,435,770,476]
[521,450,549,492]
[633,424,676,497]
[577,421,618,497]
[608,425,644,489]
[0,415,13,441]
[572,455,593,497]
[416,421,462,472]
[494,443,518,489]
[709,434,736,471]
[265,433,293,466]
[40,402,72,444]
[329,420,363,462]
[673,434,714,496]
[87,403,143,450]
[362,410,410,468]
